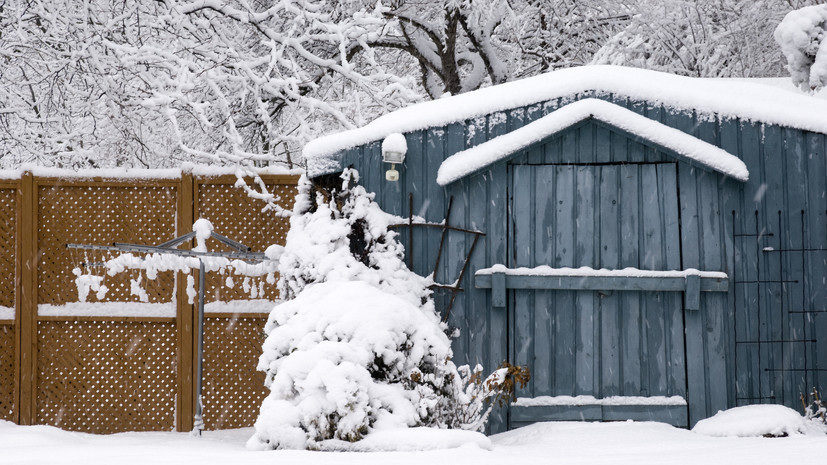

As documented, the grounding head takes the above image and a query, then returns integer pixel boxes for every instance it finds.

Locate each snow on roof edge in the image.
[437,99,749,185]
[304,65,827,164]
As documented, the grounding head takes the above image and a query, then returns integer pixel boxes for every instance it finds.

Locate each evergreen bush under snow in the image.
[248,170,526,450]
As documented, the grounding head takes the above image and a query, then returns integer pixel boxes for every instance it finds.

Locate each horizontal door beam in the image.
[476,269,728,311]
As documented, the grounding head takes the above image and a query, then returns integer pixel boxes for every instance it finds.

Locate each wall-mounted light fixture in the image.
[382,133,407,182]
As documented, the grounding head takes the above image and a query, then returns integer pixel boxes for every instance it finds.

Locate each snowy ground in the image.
[4,419,826,465]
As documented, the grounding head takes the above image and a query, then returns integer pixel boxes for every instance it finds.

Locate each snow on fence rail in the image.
[0,170,299,434]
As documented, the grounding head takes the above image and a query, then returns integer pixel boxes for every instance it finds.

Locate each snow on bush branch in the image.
[775,4,827,92]
[249,169,529,450]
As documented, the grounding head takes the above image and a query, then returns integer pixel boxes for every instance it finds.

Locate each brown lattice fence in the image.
[2,171,298,433]
[0,183,17,422]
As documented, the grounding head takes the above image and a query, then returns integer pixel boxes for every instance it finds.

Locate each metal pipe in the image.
[66,243,267,261]
[193,259,206,436]
[388,222,486,236]
[156,231,197,249]
[209,232,252,252]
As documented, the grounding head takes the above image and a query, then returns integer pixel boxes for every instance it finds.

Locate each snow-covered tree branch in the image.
[592,0,824,78]
[1,0,819,170]
[774,3,827,92]
[0,0,420,169]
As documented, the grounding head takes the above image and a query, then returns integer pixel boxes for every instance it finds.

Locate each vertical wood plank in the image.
[779,127,805,405]
[742,120,764,406]
[610,129,628,164]
[512,165,534,395]
[18,172,36,425]
[445,181,469,366]
[628,140,646,164]
[599,166,620,397]
[788,128,811,400]
[718,116,739,410]
[695,116,731,418]
[426,126,448,261]
[659,165,686,411]
[807,133,827,394]
[450,120,486,369]
[575,166,600,397]
[12,178,23,425]
[485,111,509,432]
[619,164,646,394]
[577,123,594,164]
[403,130,425,273]
[640,165,668,400]
[177,172,195,432]
[761,124,785,405]
[676,138,708,425]
[533,167,553,396]
[362,146,381,203]
[554,167,578,395]
[594,124,612,164]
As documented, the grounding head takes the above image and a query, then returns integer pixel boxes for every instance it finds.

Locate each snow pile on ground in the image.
[775,5,827,92]
[311,425,491,452]
[7,420,827,465]
[692,405,827,437]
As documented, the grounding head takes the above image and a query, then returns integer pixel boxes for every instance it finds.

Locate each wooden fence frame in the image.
[3,171,299,432]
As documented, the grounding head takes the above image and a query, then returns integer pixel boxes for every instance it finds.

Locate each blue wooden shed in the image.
[303,65,827,432]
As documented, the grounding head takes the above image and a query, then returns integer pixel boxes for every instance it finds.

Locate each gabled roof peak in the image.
[437,99,748,185]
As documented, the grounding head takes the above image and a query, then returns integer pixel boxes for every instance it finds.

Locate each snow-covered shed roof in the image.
[436,99,749,185]
[304,65,827,168]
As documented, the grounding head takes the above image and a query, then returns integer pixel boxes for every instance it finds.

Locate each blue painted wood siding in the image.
[334,92,827,431]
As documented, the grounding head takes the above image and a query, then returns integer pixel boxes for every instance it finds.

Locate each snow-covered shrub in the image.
[249,169,527,450]
[774,5,827,93]
[274,169,430,308]
[248,280,454,449]
[802,388,826,425]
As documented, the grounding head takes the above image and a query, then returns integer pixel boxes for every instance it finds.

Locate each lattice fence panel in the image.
[0,187,17,422]
[196,182,295,303]
[38,184,178,305]
[0,325,14,421]
[202,317,268,430]
[36,321,177,433]
[0,187,16,310]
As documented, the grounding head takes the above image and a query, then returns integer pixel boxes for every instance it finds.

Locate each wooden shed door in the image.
[508,163,687,427]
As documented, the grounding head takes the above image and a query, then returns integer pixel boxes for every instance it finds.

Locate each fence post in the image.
[17,172,37,425]
[176,171,195,432]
